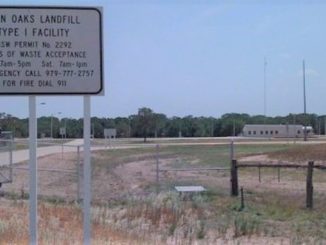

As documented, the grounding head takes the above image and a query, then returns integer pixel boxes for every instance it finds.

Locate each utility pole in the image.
[264,57,267,124]
[303,60,307,141]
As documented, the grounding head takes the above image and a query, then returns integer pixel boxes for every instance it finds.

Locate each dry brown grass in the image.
[0,199,144,245]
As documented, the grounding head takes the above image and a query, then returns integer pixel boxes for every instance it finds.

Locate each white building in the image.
[242,124,313,138]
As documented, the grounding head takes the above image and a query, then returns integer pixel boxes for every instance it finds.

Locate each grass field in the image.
[0,141,325,244]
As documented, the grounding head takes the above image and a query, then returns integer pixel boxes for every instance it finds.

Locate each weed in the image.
[41,195,67,205]
[169,223,177,236]
[3,191,28,200]
[233,213,261,237]
[196,220,206,239]
[192,194,208,209]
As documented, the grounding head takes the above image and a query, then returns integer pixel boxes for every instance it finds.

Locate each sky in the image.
[0,0,326,119]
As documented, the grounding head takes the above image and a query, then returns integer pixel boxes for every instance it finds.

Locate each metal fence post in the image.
[156,144,159,194]
[61,140,64,161]
[240,187,245,210]
[230,139,234,162]
[258,163,261,182]
[9,137,13,183]
[77,145,80,202]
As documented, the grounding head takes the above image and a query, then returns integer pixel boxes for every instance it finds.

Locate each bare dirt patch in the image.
[1,152,79,200]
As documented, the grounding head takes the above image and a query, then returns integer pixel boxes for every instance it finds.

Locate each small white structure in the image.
[175,186,206,193]
[104,128,117,148]
[104,128,116,139]
[242,124,313,138]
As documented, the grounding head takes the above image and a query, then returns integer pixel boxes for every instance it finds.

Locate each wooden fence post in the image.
[231,159,238,196]
[306,161,314,209]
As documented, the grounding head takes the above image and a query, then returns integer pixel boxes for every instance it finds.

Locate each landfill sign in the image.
[0,7,103,94]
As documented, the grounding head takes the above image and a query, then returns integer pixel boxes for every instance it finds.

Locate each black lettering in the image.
[0,15,6,23]
[0,41,10,48]
[0,70,20,77]
[40,15,80,24]
[46,51,86,58]
[32,28,69,37]
[11,14,35,23]
[19,51,41,58]
[0,28,19,37]
[14,41,38,48]
[55,42,72,49]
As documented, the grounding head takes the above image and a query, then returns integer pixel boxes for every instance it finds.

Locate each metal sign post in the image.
[29,96,38,244]
[83,96,91,244]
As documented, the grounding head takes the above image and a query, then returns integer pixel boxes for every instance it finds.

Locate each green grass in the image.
[92,144,291,172]
[235,144,292,157]
[160,144,291,167]
[207,188,326,240]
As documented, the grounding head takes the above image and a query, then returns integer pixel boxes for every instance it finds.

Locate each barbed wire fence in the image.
[0,139,82,201]
[0,138,14,186]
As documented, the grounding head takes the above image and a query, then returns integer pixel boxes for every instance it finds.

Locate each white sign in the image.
[59,127,66,135]
[0,7,103,94]
[104,128,116,138]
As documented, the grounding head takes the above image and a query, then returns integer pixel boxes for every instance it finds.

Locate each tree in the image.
[166,117,182,137]
[137,107,155,142]
[0,110,323,138]
[114,117,129,137]
[153,113,168,137]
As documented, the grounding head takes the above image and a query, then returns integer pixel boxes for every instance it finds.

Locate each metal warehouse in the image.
[242,124,313,138]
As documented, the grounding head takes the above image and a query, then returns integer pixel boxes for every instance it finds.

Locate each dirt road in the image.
[0,139,83,166]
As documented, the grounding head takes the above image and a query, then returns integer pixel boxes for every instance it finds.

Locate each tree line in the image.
[0,108,325,139]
